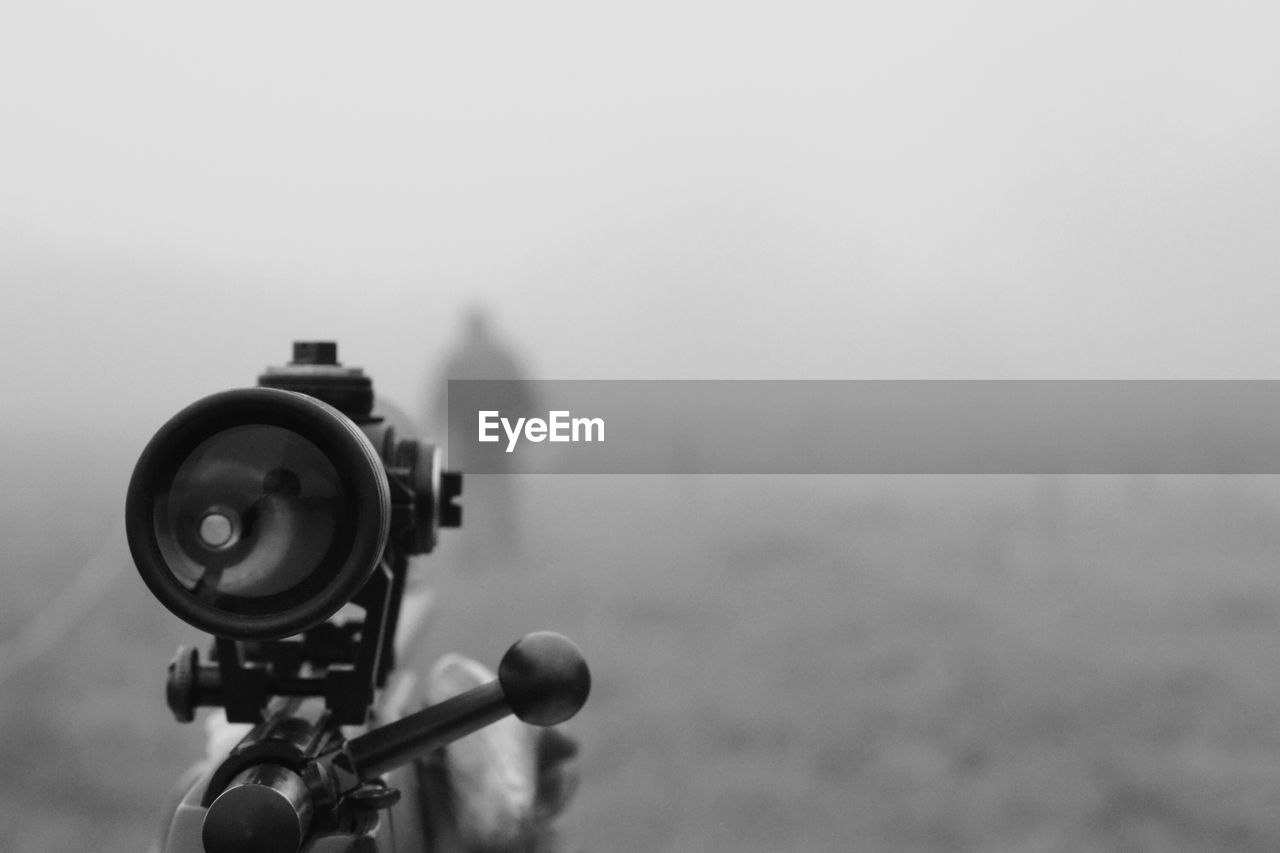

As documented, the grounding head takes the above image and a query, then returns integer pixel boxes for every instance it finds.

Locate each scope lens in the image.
[127,387,390,640]
[155,425,346,601]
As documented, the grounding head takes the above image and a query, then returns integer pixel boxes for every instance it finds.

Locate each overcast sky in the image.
[3,1,1279,434]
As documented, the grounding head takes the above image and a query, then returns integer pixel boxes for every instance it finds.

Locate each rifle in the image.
[125,341,590,853]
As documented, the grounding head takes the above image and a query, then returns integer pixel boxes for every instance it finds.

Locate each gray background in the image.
[3,2,1280,851]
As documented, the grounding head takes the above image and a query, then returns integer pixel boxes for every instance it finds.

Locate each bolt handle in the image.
[316,632,590,796]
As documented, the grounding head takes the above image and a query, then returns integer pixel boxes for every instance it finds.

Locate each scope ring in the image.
[126,387,390,640]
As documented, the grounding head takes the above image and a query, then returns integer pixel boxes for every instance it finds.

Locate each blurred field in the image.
[5,443,1280,851]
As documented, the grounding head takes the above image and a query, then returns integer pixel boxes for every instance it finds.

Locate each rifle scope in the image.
[125,386,391,641]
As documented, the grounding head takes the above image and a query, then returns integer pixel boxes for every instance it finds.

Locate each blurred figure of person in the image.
[431,305,537,568]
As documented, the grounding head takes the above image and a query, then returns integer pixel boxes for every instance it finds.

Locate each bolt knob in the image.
[498,632,591,726]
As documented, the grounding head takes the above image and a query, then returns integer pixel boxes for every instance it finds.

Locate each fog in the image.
[4,2,1280,850]
[5,1,1280,416]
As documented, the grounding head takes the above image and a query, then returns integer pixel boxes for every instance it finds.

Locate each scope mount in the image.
[166,551,403,724]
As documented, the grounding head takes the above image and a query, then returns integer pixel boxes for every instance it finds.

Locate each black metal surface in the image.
[203,764,314,853]
[202,697,336,807]
[440,470,463,529]
[345,681,509,782]
[166,645,199,722]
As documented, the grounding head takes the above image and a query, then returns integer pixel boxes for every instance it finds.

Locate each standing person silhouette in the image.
[432,306,537,567]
